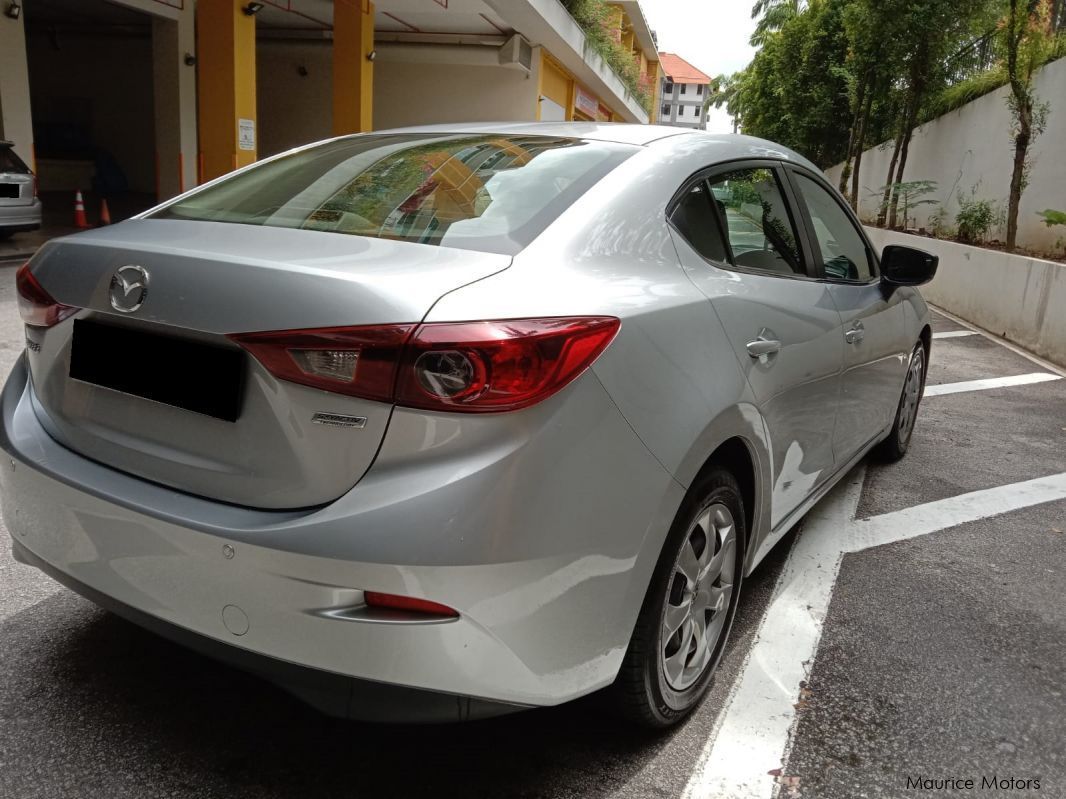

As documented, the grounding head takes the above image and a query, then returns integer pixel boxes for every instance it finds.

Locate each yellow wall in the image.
[539,52,572,120]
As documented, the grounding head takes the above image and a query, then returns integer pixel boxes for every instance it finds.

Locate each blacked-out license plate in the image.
[69,319,244,421]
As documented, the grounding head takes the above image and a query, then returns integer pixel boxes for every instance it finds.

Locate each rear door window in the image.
[151,134,638,255]
[710,168,805,276]
[0,147,29,173]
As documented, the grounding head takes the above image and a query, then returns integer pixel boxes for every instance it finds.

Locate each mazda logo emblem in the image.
[109,265,149,313]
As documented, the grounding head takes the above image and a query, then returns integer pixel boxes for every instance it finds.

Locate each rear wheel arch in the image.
[692,437,757,556]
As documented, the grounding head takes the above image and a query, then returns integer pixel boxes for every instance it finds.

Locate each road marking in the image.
[932,330,978,339]
[928,304,1066,378]
[683,469,1066,799]
[923,372,1061,397]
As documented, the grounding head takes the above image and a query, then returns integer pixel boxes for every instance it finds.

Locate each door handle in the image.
[746,329,782,362]
[845,321,865,344]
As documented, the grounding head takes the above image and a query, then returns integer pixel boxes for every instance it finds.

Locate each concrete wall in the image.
[255,40,539,157]
[374,60,538,130]
[26,30,157,194]
[0,11,34,167]
[257,39,333,158]
[828,57,1066,253]
[866,227,1066,367]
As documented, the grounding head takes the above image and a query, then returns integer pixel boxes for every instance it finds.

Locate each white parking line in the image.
[928,304,1066,378]
[923,372,1061,397]
[683,469,1066,799]
[932,330,978,339]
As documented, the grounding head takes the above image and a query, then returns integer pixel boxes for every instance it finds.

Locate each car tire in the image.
[875,340,926,463]
[613,467,745,728]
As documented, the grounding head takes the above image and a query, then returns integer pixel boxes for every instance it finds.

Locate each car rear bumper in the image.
[0,198,42,230]
[10,537,521,722]
[1,355,681,715]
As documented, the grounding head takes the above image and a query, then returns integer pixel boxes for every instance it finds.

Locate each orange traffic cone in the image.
[74,191,91,229]
[99,198,112,226]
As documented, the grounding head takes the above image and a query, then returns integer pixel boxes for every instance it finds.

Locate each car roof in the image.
[369,122,819,170]
[377,121,692,146]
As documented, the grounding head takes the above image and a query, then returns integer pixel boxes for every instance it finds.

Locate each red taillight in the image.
[364,591,459,618]
[229,324,415,402]
[229,316,620,413]
[398,317,621,412]
[16,263,78,328]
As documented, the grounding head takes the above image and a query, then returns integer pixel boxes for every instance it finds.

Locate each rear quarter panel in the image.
[425,138,775,576]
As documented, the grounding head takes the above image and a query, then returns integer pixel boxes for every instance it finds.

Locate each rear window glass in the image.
[0,147,29,173]
[151,134,637,255]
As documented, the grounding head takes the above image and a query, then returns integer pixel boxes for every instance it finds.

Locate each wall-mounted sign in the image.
[574,86,599,118]
[238,118,256,151]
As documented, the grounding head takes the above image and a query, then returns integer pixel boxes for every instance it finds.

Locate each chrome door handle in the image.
[746,330,782,361]
[845,321,865,344]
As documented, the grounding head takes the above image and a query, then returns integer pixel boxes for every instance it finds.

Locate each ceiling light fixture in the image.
[5,2,22,20]
[243,2,264,15]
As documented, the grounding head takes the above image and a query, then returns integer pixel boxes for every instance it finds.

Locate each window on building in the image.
[697,84,704,96]
[664,81,674,94]
[680,84,687,95]
[662,104,671,116]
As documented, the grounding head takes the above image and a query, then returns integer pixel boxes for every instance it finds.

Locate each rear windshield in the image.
[152,133,637,255]
[0,147,30,174]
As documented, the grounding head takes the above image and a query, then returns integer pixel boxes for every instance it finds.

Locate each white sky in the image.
[640,0,756,132]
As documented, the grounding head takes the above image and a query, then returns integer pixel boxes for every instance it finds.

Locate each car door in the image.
[668,162,844,530]
[785,167,908,461]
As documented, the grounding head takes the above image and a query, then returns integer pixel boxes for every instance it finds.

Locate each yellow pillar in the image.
[333,0,375,135]
[196,0,257,181]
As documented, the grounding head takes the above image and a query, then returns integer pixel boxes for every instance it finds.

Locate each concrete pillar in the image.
[197,0,257,181]
[0,7,34,168]
[153,11,198,199]
[333,0,375,135]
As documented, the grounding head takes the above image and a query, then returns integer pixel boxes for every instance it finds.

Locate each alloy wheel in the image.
[897,347,924,446]
[660,502,737,692]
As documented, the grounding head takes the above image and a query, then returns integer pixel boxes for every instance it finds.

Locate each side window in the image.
[793,173,873,282]
[670,181,728,263]
[709,168,804,276]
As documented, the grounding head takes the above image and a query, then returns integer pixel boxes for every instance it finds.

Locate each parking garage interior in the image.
[24,0,158,224]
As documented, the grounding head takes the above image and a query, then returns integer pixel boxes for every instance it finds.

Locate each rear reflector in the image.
[16,263,79,328]
[230,316,620,413]
[364,591,459,618]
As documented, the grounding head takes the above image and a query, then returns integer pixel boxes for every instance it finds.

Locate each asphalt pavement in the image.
[0,262,1062,798]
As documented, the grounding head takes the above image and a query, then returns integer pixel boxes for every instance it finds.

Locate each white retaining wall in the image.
[866,227,1066,367]
[828,57,1066,253]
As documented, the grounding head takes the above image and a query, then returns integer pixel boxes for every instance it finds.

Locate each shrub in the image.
[559,0,651,113]
[1037,209,1066,227]
[955,188,1003,244]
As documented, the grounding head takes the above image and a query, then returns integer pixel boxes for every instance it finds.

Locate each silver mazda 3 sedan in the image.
[1,123,935,727]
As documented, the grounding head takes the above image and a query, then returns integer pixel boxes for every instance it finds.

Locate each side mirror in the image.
[881,245,938,288]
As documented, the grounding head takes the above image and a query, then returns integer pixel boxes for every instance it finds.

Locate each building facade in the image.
[657,52,710,130]
[0,0,660,206]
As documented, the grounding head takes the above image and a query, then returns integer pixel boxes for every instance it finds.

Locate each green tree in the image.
[704,73,745,133]
[1002,0,1055,250]
[750,0,804,46]
[735,0,853,167]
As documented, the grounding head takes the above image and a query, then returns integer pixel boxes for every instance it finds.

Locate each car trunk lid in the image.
[25,219,510,508]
